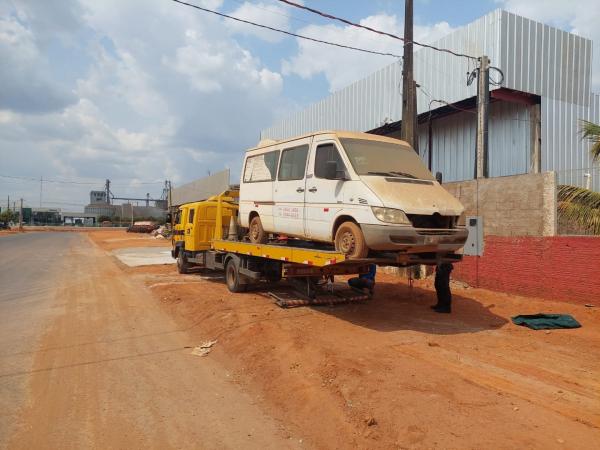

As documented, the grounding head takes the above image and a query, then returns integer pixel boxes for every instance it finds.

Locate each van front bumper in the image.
[361,224,468,252]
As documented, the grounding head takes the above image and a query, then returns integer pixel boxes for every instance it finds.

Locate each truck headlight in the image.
[371,207,411,225]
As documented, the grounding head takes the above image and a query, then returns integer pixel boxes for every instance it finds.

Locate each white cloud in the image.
[0,0,287,207]
[282,14,455,92]
[500,0,600,91]
[0,15,76,113]
[226,1,290,43]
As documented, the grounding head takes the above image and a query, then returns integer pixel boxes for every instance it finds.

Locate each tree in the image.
[0,209,18,223]
[557,120,600,234]
[581,120,600,162]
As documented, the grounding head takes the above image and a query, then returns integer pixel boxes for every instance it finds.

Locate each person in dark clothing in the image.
[348,264,376,294]
[432,262,453,313]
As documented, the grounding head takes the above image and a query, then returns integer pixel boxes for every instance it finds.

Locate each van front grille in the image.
[407,214,456,229]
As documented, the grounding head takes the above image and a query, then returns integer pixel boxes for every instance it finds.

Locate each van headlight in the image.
[371,207,411,225]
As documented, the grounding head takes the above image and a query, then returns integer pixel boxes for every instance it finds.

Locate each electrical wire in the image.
[229,0,313,26]
[489,66,504,86]
[0,174,164,186]
[418,85,534,125]
[171,0,402,58]
[276,0,477,60]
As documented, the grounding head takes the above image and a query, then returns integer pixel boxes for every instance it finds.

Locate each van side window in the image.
[188,208,195,223]
[278,145,309,181]
[243,150,279,182]
[175,210,182,224]
[315,143,345,178]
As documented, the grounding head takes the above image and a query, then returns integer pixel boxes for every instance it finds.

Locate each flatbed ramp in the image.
[268,282,371,308]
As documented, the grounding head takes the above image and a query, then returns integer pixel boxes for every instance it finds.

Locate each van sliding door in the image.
[273,138,311,238]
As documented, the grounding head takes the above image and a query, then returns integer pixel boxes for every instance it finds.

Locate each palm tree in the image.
[581,120,600,162]
[557,120,600,234]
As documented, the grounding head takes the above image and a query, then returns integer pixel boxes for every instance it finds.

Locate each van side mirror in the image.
[166,213,172,223]
[323,161,338,179]
[435,171,443,184]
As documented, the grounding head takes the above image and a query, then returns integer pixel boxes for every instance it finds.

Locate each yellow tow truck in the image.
[171,190,460,305]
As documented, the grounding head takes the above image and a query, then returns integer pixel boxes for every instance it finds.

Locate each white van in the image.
[239,131,467,258]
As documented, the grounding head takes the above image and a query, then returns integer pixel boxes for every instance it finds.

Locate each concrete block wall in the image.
[443,172,557,236]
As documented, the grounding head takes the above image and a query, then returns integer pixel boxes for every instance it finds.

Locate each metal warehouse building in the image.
[261,9,600,191]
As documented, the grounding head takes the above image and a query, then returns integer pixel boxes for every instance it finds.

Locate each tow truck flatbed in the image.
[171,190,461,303]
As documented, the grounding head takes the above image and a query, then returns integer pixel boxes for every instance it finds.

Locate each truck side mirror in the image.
[435,171,443,184]
[324,161,338,179]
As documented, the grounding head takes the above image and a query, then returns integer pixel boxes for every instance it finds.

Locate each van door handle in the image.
[308,187,317,193]
[296,187,305,193]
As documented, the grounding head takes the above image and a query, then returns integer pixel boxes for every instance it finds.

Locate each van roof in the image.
[248,130,409,152]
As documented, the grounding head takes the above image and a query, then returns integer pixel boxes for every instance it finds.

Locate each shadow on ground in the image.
[312,281,508,335]
[194,270,507,336]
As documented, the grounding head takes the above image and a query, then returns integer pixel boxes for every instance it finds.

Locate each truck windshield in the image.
[339,138,434,180]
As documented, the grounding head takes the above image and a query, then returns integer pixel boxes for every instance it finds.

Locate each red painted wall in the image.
[453,236,600,304]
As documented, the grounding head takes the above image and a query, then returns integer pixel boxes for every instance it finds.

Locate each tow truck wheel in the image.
[249,215,268,244]
[225,259,247,293]
[177,250,189,274]
[335,221,369,259]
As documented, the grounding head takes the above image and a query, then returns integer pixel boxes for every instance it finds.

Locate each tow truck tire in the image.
[334,221,369,259]
[249,215,268,244]
[225,258,247,293]
[177,250,190,274]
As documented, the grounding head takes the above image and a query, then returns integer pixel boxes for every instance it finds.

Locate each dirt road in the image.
[1,230,599,449]
[0,232,300,449]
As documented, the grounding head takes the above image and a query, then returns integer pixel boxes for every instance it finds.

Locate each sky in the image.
[1,0,599,211]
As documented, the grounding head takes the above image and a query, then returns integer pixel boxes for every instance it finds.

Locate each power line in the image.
[229,0,313,26]
[170,0,402,58]
[0,174,164,186]
[418,85,533,125]
[276,0,477,60]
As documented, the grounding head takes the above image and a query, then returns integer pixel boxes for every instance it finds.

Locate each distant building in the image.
[61,212,98,226]
[31,208,62,225]
[261,9,600,191]
[89,190,108,204]
[84,204,116,217]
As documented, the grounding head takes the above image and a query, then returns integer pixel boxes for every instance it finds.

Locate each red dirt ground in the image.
[89,230,600,449]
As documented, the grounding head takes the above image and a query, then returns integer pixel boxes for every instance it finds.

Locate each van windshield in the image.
[339,138,434,180]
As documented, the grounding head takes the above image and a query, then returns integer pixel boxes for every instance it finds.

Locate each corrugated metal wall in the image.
[542,93,600,191]
[262,10,504,140]
[411,101,530,182]
[499,11,592,106]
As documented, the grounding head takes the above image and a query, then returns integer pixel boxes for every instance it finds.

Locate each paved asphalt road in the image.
[0,232,296,449]
[0,232,79,442]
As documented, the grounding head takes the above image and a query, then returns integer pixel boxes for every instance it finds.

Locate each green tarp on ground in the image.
[511,314,581,330]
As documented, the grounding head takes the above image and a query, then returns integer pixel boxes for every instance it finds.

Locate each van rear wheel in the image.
[249,215,268,244]
[335,222,369,259]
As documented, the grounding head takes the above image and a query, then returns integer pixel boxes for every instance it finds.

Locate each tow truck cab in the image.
[171,191,239,259]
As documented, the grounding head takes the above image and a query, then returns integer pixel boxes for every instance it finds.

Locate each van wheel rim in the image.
[339,231,356,254]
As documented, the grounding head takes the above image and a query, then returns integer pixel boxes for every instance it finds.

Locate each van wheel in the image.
[177,250,189,274]
[225,259,247,293]
[335,222,369,259]
[249,215,268,244]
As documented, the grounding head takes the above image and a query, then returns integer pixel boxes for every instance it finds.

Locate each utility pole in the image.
[476,55,490,178]
[401,0,418,153]
[19,198,23,230]
[168,180,172,209]
[39,176,43,207]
